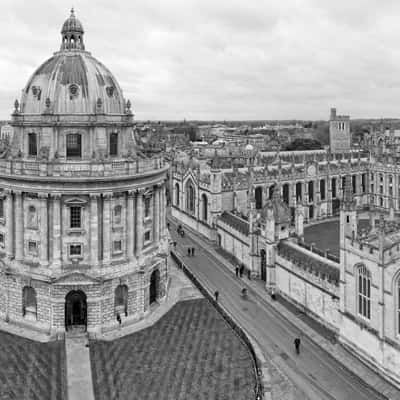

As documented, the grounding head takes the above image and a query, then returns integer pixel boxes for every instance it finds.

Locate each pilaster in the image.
[90,193,100,266]
[51,193,62,266]
[102,193,112,264]
[15,191,23,261]
[39,193,49,265]
[5,190,14,260]
[126,191,135,260]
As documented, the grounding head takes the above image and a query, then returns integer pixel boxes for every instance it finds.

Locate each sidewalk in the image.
[65,335,95,400]
[169,216,400,400]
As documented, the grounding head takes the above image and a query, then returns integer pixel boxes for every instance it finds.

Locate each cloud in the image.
[1,0,400,120]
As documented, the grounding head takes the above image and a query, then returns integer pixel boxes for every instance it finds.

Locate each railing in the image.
[0,157,167,178]
[297,239,340,264]
[170,250,264,399]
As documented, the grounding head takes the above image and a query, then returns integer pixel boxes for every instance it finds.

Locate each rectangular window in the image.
[361,174,366,193]
[144,197,151,218]
[66,134,82,158]
[109,132,118,156]
[113,240,122,253]
[144,231,151,242]
[28,133,37,156]
[320,180,326,201]
[0,198,4,219]
[0,233,4,247]
[70,244,82,256]
[70,206,81,228]
[28,241,38,255]
[352,175,356,194]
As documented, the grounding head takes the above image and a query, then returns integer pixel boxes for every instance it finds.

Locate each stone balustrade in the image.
[0,157,167,179]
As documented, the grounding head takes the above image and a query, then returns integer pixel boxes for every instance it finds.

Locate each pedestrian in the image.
[214,290,219,302]
[248,270,251,280]
[294,337,301,355]
[173,241,177,249]
[192,247,195,256]
[180,230,185,238]
[239,265,244,278]
[187,247,191,256]
[116,313,121,326]
[167,222,170,230]
[235,267,239,277]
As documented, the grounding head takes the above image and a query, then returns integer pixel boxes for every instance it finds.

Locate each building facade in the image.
[0,10,169,338]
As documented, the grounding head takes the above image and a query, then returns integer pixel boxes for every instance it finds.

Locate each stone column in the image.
[126,191,135,260]
[327,177,333,216]
[90,194,99,266]
[136,190,144,260]
[38,193,49,264]
[15,191,23,261]
[102,193,111,263]
[160,183,165,237]
[52,193,62,265]
[154,185,160,243]
[5,190,13,260]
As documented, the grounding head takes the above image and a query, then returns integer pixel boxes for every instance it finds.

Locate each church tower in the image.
[329,108,351,153]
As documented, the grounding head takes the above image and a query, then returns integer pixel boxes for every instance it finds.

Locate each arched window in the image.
[28,133,37,156]
[113,205,122,225]
[22,286,37,320]
[27,205,37,229]
[109,132,118,156]
[296,182,302,201]
[357,265,371,319]
[150,269,160,304]
[114,284,128,316]
[175,183,180,207]
[201,194,208,222]
[282,184,289,205]
[186,180,195,213]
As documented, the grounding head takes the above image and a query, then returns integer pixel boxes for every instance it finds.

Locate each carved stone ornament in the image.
[38,146,50,161]
[106,86,114,97]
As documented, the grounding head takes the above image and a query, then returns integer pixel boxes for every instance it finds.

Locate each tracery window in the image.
[186,181,195,213]
[175,183,180,206]
[358,265,371,319]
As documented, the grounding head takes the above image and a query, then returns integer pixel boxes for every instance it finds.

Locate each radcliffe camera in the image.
[0,3,399,400]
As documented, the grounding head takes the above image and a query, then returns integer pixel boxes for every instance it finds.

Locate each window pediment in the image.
[64,197,87,206]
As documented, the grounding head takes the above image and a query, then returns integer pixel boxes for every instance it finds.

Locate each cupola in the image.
[60,8,85,51]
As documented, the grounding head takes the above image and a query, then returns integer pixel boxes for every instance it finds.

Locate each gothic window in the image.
[186,181,195,213]
[113,205,122,225]
[308,181,314,202]
[397,278,400,335]
[331,178,337,199]
[66,133,82,158]
[0,198,4,219]
[201,194,208,222]
[320,179,326,200]
[27,206,37,229]
[70,206,81,228]
[352,175,356,194]
[28,133,37,156]
[175,183,180,207]
[22,286,37,319]
[357,265,371,320]
[255,187,263,209]
[109,132,118,156]
[282,184,289,205]
[296,182,302,201]
[144,196,151,218]
[361,174,366,193]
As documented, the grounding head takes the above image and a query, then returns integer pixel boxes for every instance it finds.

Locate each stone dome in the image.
[19,10,126,115]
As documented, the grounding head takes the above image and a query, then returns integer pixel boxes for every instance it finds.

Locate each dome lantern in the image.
[60,8,85,51]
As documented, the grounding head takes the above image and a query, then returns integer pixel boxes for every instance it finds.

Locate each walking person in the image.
[214,290,219,302]
[187,247,191,256]
[239,265,244,278]
[173,241,177,249]
[235,266,239,277]
[294,337,301,355]
[116,313,122,327]
[192,247,195,256]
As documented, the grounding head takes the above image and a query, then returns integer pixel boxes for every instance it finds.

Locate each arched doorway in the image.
[65,290,87,331]
[150,270,160,305]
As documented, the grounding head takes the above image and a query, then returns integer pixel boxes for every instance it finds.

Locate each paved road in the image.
[170,225,388,400]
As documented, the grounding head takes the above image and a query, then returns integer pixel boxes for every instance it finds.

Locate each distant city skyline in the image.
[2,0,400,121]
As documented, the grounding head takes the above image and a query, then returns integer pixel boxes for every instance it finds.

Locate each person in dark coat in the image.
[239,265,244,278]
[235,266,239,277]
[116,313,121,326]
[214,290,219,302]
[294,337,301,354]
[187,247,191,256]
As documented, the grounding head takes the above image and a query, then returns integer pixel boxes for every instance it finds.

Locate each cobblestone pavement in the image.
[169,217,399,400]
[0,330,66,400]
[90,299,257,400]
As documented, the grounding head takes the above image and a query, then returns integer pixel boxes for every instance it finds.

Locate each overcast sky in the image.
[1,0,400,121]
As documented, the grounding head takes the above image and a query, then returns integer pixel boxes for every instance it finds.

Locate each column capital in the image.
[102,192,113,200]
[14,190,23,196]
[127,190,136,198]
[4,188,12,195]
[50,192,62,199]
[38,192,49,199]
[89,193,101,199]
[136,188,146,196]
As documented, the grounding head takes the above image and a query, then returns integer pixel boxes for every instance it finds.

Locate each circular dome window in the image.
[69,84,79,98]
